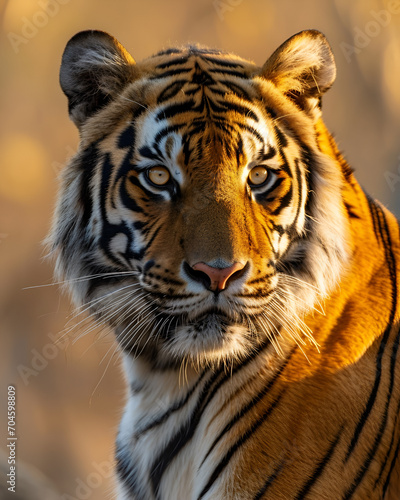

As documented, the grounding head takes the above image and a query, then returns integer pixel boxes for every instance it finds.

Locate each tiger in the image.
[48,29,400,499]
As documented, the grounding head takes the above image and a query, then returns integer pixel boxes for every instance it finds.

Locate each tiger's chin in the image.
[161,319,258,369]
[117,309,264,369]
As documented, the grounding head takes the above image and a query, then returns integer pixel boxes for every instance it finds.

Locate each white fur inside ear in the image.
[261,30,336,97]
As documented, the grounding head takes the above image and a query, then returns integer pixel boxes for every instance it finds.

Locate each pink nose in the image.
[192,262,245,291]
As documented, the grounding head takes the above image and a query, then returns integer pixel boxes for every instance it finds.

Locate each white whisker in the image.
[23,270,139,290]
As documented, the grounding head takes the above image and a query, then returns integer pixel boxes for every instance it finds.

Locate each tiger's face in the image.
[50,30,349,368]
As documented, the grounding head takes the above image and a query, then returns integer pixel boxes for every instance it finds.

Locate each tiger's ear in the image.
[261,30,336,115]
[60,30,136,128]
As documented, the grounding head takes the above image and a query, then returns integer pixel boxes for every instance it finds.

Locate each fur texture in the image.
[49,29,400,499]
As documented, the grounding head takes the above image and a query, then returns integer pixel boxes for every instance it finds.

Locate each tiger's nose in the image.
[191,261,246,292]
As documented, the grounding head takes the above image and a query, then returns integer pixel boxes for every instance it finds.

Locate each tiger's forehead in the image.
[137,45,261,114]
[94,47,282,171]
[82,45,281,158]
[131,49,275,167]
[145,44,257,80]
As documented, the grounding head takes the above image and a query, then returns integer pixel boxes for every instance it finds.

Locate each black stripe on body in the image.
[197,391,286,500]
[200,348,294,465]
[345,201,395,461]
[116,447,144,500]
[344,201,361,219]
[343,203,398,498]
[367,196,385,244]
[149,368,225,497]
[382,420,400,497]
[293,427,344,500]
[375,393,400,492]
[253,459,286,500]
[380,223,400,493]
[135,370,207,437]
[149,340,274,498]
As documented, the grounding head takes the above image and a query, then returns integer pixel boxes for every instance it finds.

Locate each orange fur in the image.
[50,29,400,499]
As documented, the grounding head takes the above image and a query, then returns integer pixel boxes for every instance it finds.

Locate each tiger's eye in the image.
[147,166,171,186]
[248,166,269,186]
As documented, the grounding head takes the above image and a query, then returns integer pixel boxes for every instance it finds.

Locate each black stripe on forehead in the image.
[156,99,196,121]
[157,80,187,104]
[150,67,192,80]
[156,57,189,69]
[216,80,252,101]
[257,146,277,162]
[201,55,245,69]
[274,124,288,148]
[180,122,254,167]
[152,51,252,105]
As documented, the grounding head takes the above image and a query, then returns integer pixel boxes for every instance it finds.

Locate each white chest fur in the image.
[115,352,276,500]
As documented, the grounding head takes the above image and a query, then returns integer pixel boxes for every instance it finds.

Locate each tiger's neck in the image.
[116,345,289,499]
[306,118,400,369]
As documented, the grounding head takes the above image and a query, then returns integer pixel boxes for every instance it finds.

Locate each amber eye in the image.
[248,166,269,186]
[147,166,171,186]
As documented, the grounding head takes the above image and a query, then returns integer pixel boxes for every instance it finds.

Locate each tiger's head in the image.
[49,30,349,368]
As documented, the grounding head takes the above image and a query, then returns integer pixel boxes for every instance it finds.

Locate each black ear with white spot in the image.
[261,30,336,114]
[60,30,135,128]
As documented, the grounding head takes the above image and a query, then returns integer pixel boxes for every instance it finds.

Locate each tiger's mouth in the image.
[114,291,272,366]
[190,307,243,325]
[155,306,247,338]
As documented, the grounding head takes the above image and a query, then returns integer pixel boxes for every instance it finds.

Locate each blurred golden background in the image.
[0,0,399,498]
